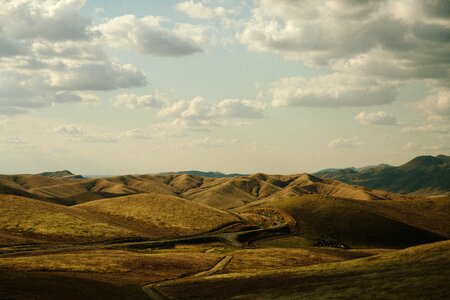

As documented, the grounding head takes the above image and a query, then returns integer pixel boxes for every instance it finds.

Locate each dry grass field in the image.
[0,172,449,299]
[152,240,450,299]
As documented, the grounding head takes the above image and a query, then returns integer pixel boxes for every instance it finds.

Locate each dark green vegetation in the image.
[0,164,449,299]
[314,154,450,194]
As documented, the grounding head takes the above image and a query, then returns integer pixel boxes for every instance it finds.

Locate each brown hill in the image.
[0,195,133,243]
[151,240,450,299]
[76,193,240,238]
[236,193,449,248]
[0,172,408,209]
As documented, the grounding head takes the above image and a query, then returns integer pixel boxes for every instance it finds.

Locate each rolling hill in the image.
[0,195,134,243]
[150,240,450,299]
[236,193,449,248]
[76,193,240,237]
[314,155,450,194]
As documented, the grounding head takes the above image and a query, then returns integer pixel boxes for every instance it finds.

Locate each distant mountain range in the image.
[33,155,450,194]
[38,170,84,179]
[313,155,450,194]
[159,170,246,178]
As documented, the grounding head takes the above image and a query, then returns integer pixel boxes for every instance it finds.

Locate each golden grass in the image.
[76,193,240,237]
[0,249,221,275]
[154,240,450,299]
[238,194,446,248]
[0,195,133,242]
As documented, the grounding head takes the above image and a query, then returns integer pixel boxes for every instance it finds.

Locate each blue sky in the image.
[0,0,449,175]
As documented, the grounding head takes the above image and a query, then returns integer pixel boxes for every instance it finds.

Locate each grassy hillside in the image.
[237,194,448,248]
[0,195,133,243]
[153,240,450,299]
[314,155,450,194]
[76,193,240,237]
[0,172,409,209]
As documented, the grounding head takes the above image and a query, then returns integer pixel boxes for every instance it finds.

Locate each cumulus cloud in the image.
[0,0,148,116]
[418,90,450,120]
[328,137,360,149]
[242,0,450,108]
[0,0,94,41]
[54,124,117,143]
[113,92,166,110]
[97,15,205,56]
[270,74,397,107]
[240,0,450,68]
[176,1,235,20]
[355,111,397,126]
[159,97,266,119]
[123,119,219,140]
[49,62,146,91]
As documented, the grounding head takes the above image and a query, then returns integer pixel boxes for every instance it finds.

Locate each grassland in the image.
[152,240,450,299]
[0,172,448,299]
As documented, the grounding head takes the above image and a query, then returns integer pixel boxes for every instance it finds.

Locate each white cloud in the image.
[240,0,450,69]
[355,111,397,126]
[113,92,166,110]
[123,119,219,140]
[49,62,146,91]
[54,124,117,143]
[0,0,148,116]
[176,1,235,20]
[418,89,450,121]
[122,128,153,140]
[270,74,397,107]
[174,23,213,47]
[243,0,450,108]
[211,99,266,118]
[97,15,204,56]
[0,0,94,41]
[402,123,450,133]
[328,137,360,149]
[190,137,238,148]
[54,124,83,135]
[159,97,266,119]
[53,91,99,104]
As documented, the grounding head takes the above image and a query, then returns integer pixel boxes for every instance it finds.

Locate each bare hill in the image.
[0,172,408,209]
[76,193,240,237]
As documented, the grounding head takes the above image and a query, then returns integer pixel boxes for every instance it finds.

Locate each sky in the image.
[0,0,449,175]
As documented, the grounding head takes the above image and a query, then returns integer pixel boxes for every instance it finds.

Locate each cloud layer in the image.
[271,74,397,107]
[242,0,450,108]
[159,97,266,119]
[355,111,397,126]
[97,15,207,56]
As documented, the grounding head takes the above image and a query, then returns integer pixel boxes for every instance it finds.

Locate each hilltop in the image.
[314,155,450,194]
[0,167,449,299]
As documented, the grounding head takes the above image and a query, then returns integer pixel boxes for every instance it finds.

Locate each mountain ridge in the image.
[313,155,450,194]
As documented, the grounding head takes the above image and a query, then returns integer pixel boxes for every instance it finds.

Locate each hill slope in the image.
[236,193,449,248]
[314,155,450,194]
[76,193,240,237]
[0,195,133,243]
[152,240,450,299]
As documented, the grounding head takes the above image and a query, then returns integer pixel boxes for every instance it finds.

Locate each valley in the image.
[0,160,449,299]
